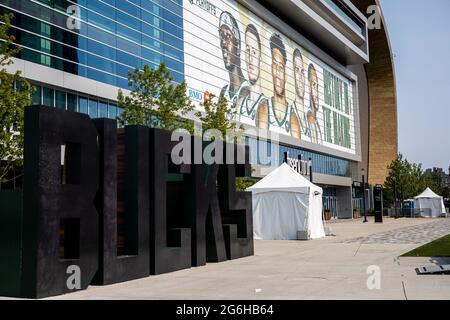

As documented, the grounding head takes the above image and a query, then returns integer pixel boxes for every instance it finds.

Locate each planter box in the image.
[324,211,332,221]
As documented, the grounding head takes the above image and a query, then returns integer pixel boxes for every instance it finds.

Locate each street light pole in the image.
[393,177,398,219]
[400,181,404,213]
[362,169,368,223]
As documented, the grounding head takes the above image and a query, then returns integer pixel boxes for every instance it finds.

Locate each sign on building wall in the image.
[284,153,312,177]
[184,0,356,155]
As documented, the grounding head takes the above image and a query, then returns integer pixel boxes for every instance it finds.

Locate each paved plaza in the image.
[3,217,450,300]
[341,218,450,244]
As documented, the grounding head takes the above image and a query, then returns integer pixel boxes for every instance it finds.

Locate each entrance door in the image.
[331,196,338,219]
[322,187,338,220]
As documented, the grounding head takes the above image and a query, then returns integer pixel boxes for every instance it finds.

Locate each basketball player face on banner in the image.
[219,11,247,96]
[309,64,319,112]
[293,49,306,103]
[245,24,261,87]
[219,14,239,73]
[307,63,321,144]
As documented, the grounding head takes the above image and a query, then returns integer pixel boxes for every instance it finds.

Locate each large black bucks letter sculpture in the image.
[21,107,99,298]
[149,128,191,275]
[186,142,228,266]
[93,120,150,284]
[0,107,255,299]
[218,143,254,260]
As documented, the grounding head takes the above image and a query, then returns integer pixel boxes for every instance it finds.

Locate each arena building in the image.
[1,0,398,219]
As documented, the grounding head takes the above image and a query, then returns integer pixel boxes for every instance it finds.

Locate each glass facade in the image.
[28,81,121,119]
[0,0,185,89]
[247,137,355,178]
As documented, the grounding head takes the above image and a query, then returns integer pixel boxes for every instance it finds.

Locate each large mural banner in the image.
[184,0,356,155]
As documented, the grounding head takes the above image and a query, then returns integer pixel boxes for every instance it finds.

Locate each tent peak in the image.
[414,187,442,199]
[246,163,322,194]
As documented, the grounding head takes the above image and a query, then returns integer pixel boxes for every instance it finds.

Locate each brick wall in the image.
[352,0,399,185]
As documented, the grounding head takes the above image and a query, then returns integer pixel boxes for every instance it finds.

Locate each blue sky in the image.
[379,0,450,171]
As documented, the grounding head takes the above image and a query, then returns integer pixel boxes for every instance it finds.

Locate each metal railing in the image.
[383,208,447,218]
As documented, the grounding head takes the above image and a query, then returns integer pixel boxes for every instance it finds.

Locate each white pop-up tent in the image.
[414,187,446,218]
[246,163,326,240]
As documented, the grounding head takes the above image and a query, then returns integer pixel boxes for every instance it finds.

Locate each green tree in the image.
[0,13,34,184]
[383,154,421,207]
[196,93,243,141]
[384,154,448,207]
[441,185,450,199]
[196,93,251,191]
[410,162,425,196]
[422,170,443,195]
[117,63,194,133]
[235,177,258,192]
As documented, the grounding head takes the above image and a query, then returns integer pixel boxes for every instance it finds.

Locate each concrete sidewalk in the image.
[8,217,450,300]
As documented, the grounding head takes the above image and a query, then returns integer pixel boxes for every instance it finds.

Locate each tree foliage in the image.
[235,177,258,192]
[196,93,243,140]
[0,13,34,184]
[117,63,194,133]
[116,63,244,142]
[384,154,447,206]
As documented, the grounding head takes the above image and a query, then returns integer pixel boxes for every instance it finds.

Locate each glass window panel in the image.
[141,47,162,65]
[141,11,161,30]
[116,23,141,43]
[67,93,77,112]
[87,25,116,47]
[89,99,98,118]
[162,18,183,39]
[164,44,183,61]
[87,3,116,32]
[88,54,116,74]
[116,10,141,31]
[108,103,117,119]
[87,68,116,86]
[116,1,141,18]
[31,85,42,105]
[165,56,184,74]
[116,63,134,79]
[163,10,183,30]
[55,90,66,109]
[79,96,88,114]
[116,49,139,67]
[172,72,184,84]
[43,87,54,107]
[87,0,115,17]
[163,32,183,50]
[116,77,130,89]
[142,34,162,52]
[116,37,140,57]
[141,0,161,15]
[98,101,108,118]
[87,39,116,60]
